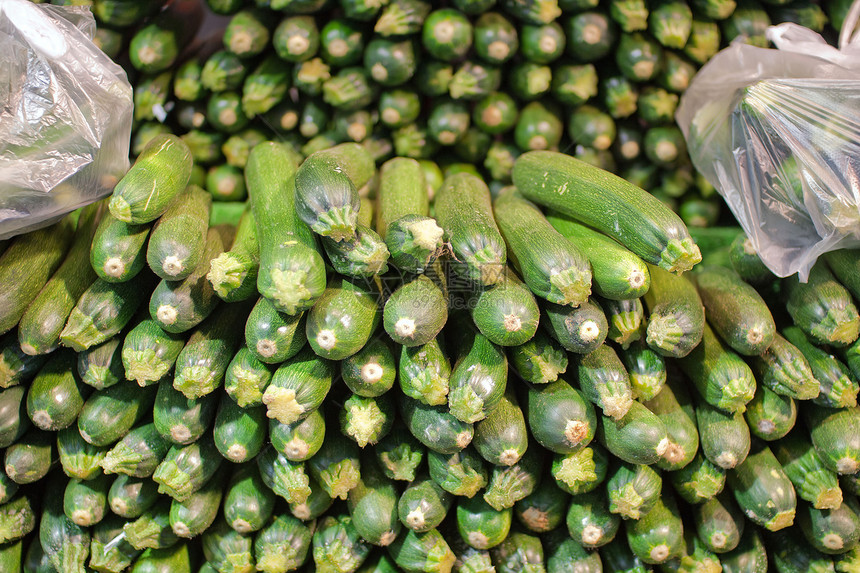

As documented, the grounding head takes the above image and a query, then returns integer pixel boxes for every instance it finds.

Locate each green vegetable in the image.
[526,379,596,454]
[152,435,224,503]
[783,326,858,409]
[784,261,860,347]
[803,404,860,476]
[340,393,395,448]
[40,476,90,573]
[307,277,381,360]
[428,447,488,498]
[388,527,456,573]
[598,399,668,466]
[774,429,843,511]
[57,426,108,481]
[542,298,608,355]
[551,444,609,495]
[78,381,157,447]
[213,398,267,463]
[262,345,333,426]
[696,401,750,470]
[744,384,796,442]
[101,422,171,478]
[751,332,819,400]
[121,319,185,387]
[26,352,89,432]
[566,490,619,549]
[169,467,226,539]
[603,298,645,350]
[108,474,159,520]
[694,492,745,554]
[641,378,699,471]
[728,439,796,531]
[626,489,684,565]
[152,378,218,446]
[63,474,110,527]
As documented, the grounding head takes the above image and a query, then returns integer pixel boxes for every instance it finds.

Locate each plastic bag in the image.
[0,0,133,239]
[676,3,860,280]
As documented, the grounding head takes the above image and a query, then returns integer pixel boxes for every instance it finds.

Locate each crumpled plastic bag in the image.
[0,0,133,239]
[676,7,860,280]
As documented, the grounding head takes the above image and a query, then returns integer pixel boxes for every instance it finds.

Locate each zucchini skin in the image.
[346,455,401,547]
[78,380,157,447]
[625,489,684,565]
[566,490,620,549]
[428,447,489,499]
[262,345,334,426]
[152,435,224,503]
[728,440,797,532]
[152,378,219,446]
[473,387,529,467]
[470,266,540,347]
[207,206,260,303]
[306,277,381,360]
[643,265,705,358]
[401,395,474,455]
[577,343,634,421]
[0,332,48,390]
[77,336,124,391]
[398,474,453,533]
[542,297,608,355]
[446,315,508,424]
[642,377,699,471]
[774,428,843,511]
[803,404,860,476]
[213,397,267,463]
[598,400,669,466]
[26,352,90,432]
[508,328,568,385]
[512,150,701,273]
[145,185,211,281]
[696,400,751,471]
[784,261,860,348]
[434,172,507,286]
[744,384,796,442]
[384,274,448,348]
[121,319,186,387]
[244,296,307,364]
[797,491,860,555]
[693,492,745,554]
[526,379,596,455]
[0,385,28,449]
[341,337,397,398]
[719,528,768,573]
[100,422,171,479]
[751,332,820,400]
[784,326,859,409]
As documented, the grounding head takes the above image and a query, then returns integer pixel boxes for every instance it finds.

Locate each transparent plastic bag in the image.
[676,2,860,280]
[0,0,133,239]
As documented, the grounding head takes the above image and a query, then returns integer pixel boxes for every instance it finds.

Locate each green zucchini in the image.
[642,377,699,471]
[306,277,381,360]
[783,326,858,409]
[0,495,36,544]
[643,265,705,358]
[621,342,667,402]
[307,425,363,500]
[514,100,563,151]
[321,224,391,278]
[0,332,48,389]
[254,514,312,573]
[508,329,568,385]
[149,226,232,335]
[347,455,401,546]
[402,394,475,454]
[804,404,860,476]
[261,345,334,425]
[0,539,22,573]
[775,429,843,511]
[457,495,512,551]
[18,203,101,355]
[606,460,662,520]
[202,519,254,573]
[152,380,217,447]
[551,444,609,495]
[798,492,860,555]
[693,266,775,355]
[428,447,489,498]
[387,526,456,573]
[825,248,860,302]
[26,351,89,431]
[483,445,542,510]
[377,427,426,482]
[145,185,211,281]
[213,398,267,463]
[603,298,645,350]
[626,489,684,565]
[311,514,372,572]
[77,336,124,391]
[668,451,726,505]
[121,319,185,387]
[169,466,226,539]
[39,476,90,573]
[270,407,325,463]
[514,482,569,535]
[751,332,820,400]
[256,446,311,505]
[696,400,750,470]
[273,15,320,63]
[384,274,448,348]
[289,474,334,522]
[566,490,620,549]
[434,172,506,286]
[340,393,395,448]
[0,386,27,451]
[494,190,591,307]
[78,380,157,447]
[130,543,195,573]
[224,346,273,408]
[728,234,773,287]
[223,463,275,534]
[728,439,796,531]
[109,134,193,224]
[108,474,159,519]
[341,338,397,397]
[577,343,633,420]
[399,337,451,406]
[526,379,596,455]
[678,322,756,414]
[101,422,171,478]
[784,261,860,348]
[715,528,767,573]
[63,474,110,527]
[207,207,260,303]
[57,426,109,481]
[598,399,668,465]
[247,141,325,315]
[399,474,454,533]
[245,296,307,365]
[694,492,745,554]
[766,526,835,573]
[473,387,529,467]
[599,535,649,573]
[512,150,700,273]
[89,514,143,573]
[542,297,608,354]
[744,384,796,442]
[445,314,507,423]
[61,275,155,352]
[152,435,224,502]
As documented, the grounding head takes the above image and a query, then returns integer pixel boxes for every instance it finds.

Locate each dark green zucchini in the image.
[508,329,568,385]
[89,514,142,572]
[384,274,448,347]
[401,395,474,455]
[668,451,726,505]
[341,338,397,398]
[542,297,608,354]
[63,474,110,527]
[825,248,860,303]
[728,439,796,531]
[377,427,426,483]
[256,446,311,505]
[261,345,334,425]
[696,400,750,470]
[121,319,186,387]
[514,100,563,151]
[152,435,224,503]
[253,514,312,573]
[514,482,569,535]
[694,492,745,554]
[728,234,773,286]
[306,277,381,360]
[346,455,401,547]
[399,337,451,406]
[108,474,159,519]
[169,466,226,539]
[803,404,860,476]
[224,346,273,408]
[744,384,796,442]
[387,526,456,573]
[598,399,668,466]
[784,261,860,348]
[39,475,90,573]
[311,514,372,571]
[551,443,609,498]
[145,185,211,282]
[0,385,28,449]
[56,426,108,481]
[270,408,325,462]
[751,332,820,400]
[622,343,667,403]
[798,492,860,555]
[784,326,858,409]
[223,463,275,534]
[470,266,540,347]
[78,380,157,447]
[526,379,596,455]
[321,224,390,278]
[643,265,705,358]
[428,447,489,499]
[603,298,645,350]
[577,344,633,421]
[457,495,512,551]
[719,528,768,573]
[289,474,333,522]
[0,495,36,544]
[566,490,620,549]
[25,352,89,432]
[152,378,218,446]
[642,377,699,471]
[626,488,684,565]
[213,398,267,463]
[307,427,362,500]
[775,429,843,511]
[202,518,254,573]
[472,387,529,467]
[483,445,542,511]
[245,296,307,365]
[599,534,649,573]
[766,526,835,573]
[399,474,454,534]
[340,393,395,448]
[101,422,171,478]
[77,336,124,391]
[4,429,54,485]
[0,332,48,390]
[606,460,662,520]
[207,206,260,303]
[129,543,195,573]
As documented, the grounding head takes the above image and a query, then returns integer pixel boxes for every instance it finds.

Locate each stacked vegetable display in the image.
[6,0,860,572]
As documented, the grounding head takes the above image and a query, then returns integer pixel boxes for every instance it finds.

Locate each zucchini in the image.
[643,265,705,358]
[621,342,667,402]
[457,495,512,550]
[152,378,218,446]
[599,535,649,573]
[77,336,124,391]
[247,141,326,315]
[224,346,273,408]
[384,274,448,348]
[434,172,507,286]
[473,387,529,467]
[728,439,796,531]
[577,343,634,420]
[399,337,451,406]
[0,495,36,544]
[693,266,775,355]
[207,207,260,303]
[402,394,474,455]
[256,446,311,505]
[307,277,381,360]
[347,455,401,546]
[0,332,48,389]
[341,338,397,398]
[340,393,395,448]
[109,134,193,224]
[784,261,860,348]
[377,427,426,483]
[307,424,363,500]
[508,329,568,385]
[512,150,700,273]
[542,297,608,354]
[603,298,645,350]
[751,332,819,400]
[598,399,669,466]
[321,224,391,278]
[57,426,109,481]
[271,407,325,462]
[668,451,726,505]
[798,493,860,555]
[697,400,750,470]
[63,474,110,527]
[428,447,489,498]
[202,519,254,573]
[719,529,768,573]
[145,185,211,281]
[626,489,684,565]
[490,528,546,573]
[775,429,843,511]
[213,398,267,463]
[551,444,609,495]
[108,474,159,519]
[121,319,185,387]
[642,378,699,471]
[514,100,563,151]
[446,314,507,423]
[694,492,745,554]
[606,460,662,520]
[101,422,171,478]
[130,544,194,573]
[566,490,620,549]
[172,300,250,399]
[803,404,860,476]
[728,234,773,286]
[149,225,231,335]
[39,476,90,573]
[261,345,334,426]
[0,540,22,573]
[18,203,101,355]
[78,380,157,447]
[169,467,226,538]
[526,379,596,455]
[89,514,142,572]
[223,464,275,534]
[61,275,155,352]
[766,526,835,573]
[494,190,592,307]
[483,445,542,510]
[0,386,27,449]
[783,326,858,409]
[514,482,569,534]
[388,527,456,573]
[312,514,372,572]
[152,435,224,502]
[289,474,334,522]
[245,296,307,364]
[744,384,796,442]
[253,514,312,573]
[273,15,320,63]
[678,322,756,414]
[26,351,90,431]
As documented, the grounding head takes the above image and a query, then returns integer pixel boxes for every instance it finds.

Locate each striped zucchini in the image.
[399,337,451,406]
[603,297,645,350]
[76,336,124,391]
[542,297,608,355]
[78,381,157,447]
[784,261,860,348]
[244,296,307,364]
[694,492,745,554]
[728,440,796,531]
[428,447,489,498]
[145,185,211,281]
[26,352,89,432]
[642,378,699,471]
[744,384,796,442]
[152,435,224,503]
[803,404,860,476]
[446,314,508,423]
[621,342,667,401]
[152,378,219,446]
[643,264,705,358]
[224,346,273,408]
[90,213,151,283]
[121,319,186,387]
[213,398,267,463]
[507,329,568,385]
[774,429,843,511]
[306,277,381,360]
[384,274,448,347]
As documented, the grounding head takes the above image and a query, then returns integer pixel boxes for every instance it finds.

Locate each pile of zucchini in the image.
[6,0,860,572]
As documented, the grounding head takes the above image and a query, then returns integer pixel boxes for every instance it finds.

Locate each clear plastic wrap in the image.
[677,6,860,280]
[0,0,133,238]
